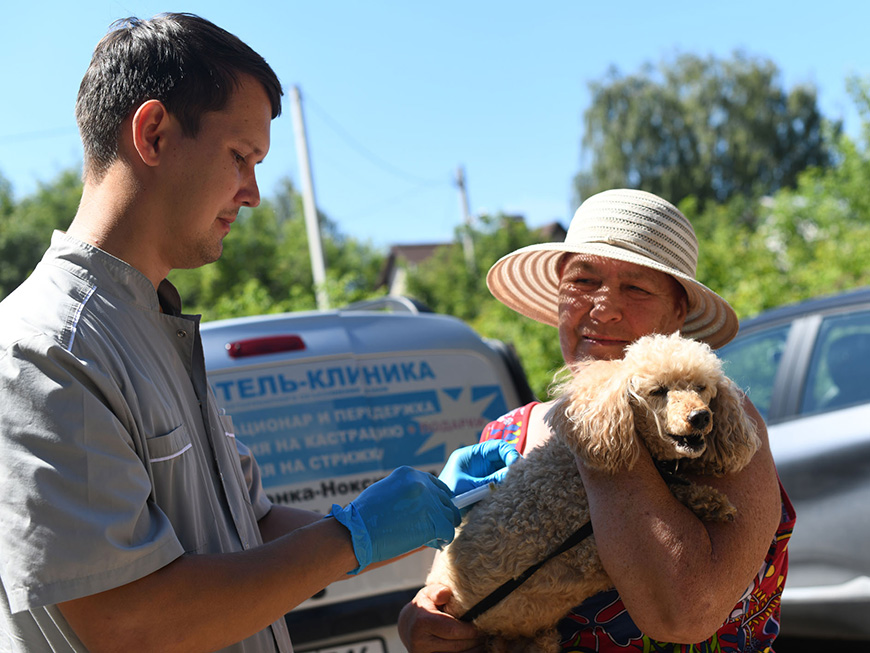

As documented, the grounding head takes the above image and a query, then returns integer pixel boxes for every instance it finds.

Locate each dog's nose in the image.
[688,409,711,431]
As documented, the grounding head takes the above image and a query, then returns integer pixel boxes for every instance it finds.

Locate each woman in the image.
[399,189,796,652]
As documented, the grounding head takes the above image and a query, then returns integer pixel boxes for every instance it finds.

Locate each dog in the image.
[426,333,760,653]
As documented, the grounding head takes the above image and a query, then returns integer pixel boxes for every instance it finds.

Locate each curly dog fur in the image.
[426,333,760,653]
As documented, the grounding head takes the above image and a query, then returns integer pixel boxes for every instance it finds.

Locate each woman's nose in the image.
[588,290,621,322]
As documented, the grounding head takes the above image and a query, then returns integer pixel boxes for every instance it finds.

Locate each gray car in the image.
[717,287,870,644]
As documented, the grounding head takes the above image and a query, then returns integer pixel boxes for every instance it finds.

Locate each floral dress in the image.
[480,403,797,653]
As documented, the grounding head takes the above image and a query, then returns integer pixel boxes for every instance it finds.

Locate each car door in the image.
[718,304,870,640]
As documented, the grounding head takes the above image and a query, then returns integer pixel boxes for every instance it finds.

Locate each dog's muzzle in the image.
[687,409,711,431]
[668,432,707,455]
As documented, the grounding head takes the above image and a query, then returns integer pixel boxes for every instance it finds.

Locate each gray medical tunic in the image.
[0,232,292,652]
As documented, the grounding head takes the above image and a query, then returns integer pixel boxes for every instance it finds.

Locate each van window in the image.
[719,324,791,421]
[800,310,870,415]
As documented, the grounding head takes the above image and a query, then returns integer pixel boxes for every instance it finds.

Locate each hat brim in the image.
[486,240,739,349]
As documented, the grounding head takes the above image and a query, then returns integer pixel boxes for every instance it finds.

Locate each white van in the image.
[201,297,534,653]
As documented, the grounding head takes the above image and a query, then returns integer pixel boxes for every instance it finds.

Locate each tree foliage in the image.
[4,70,870,401]
[404,215,566,397]
[170,178,385,319]
[682,76,870,319]
[576,52,839,208]
[0,169,82,297]
[0,172,385,320]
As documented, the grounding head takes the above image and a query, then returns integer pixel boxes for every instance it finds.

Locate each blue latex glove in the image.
[438,440,521,496]
[328,466,460,574]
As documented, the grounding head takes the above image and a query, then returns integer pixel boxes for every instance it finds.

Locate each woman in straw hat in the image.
[399,189,795,652]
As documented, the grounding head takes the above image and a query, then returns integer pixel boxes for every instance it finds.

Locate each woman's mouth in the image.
[583,335,627,346]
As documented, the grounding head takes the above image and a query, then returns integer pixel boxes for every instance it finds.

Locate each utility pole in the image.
[290,85,329,311]
[455,165,475,270]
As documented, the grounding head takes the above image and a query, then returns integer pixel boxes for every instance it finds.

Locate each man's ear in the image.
[130,100,173,167]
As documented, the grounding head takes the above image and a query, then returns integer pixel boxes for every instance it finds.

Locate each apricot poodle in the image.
[427,333,760,653]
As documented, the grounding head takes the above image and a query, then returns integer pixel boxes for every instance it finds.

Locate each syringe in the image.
[452,481,498,510]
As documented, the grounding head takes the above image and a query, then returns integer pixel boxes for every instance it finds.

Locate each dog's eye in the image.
[695,385,707,393]
[650,386,668,397]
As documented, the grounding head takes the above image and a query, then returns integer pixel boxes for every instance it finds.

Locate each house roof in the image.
[376,219,567,289]
[376,242,454,288]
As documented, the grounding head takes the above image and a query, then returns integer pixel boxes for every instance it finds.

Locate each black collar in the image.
[654,458,691,485]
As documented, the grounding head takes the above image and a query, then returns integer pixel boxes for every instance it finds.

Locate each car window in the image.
[718,324,791,422]
[800,310,870,415]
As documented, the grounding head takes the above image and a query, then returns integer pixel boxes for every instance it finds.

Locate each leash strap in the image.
[457,459,683,623]
[458,520,594,623]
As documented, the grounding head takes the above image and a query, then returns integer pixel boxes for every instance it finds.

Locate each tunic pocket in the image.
[144,425,210,552]
[146,425,193,463]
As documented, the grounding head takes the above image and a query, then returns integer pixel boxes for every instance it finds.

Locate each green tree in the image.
[576,52,838,209]
[0,169,83,297]
[741,78,870,308]
[404,214,565,398]
[680,75,870,321]
[0,169,385,319]
[0,173,14,217]
[170,178,385,320]
[405,214,543,321]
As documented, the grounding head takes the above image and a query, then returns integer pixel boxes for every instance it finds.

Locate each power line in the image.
[0,126,77,144]
[347,181,454,223]
[301,90,446,187]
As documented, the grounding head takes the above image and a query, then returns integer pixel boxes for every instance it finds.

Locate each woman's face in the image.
[558,255,688,363]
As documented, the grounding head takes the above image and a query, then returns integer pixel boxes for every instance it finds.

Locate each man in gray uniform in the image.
[0,13,516,652]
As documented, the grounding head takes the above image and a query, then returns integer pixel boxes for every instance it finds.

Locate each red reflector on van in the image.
[226,335,306,358]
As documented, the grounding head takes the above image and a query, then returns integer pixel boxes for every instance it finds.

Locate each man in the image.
[0,14,515,652]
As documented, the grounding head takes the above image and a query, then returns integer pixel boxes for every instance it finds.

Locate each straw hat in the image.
[486,188,739,349]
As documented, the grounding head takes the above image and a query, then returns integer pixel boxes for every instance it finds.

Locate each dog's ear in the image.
[696,376,761,475]
[546,360,641,473]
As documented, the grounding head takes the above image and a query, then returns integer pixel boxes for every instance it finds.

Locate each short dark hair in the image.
[75,13,283,181]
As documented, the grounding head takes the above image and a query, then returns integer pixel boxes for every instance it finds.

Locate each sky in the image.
[2,1,869,250]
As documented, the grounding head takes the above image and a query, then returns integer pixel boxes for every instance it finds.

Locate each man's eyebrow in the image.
[237,137,268,159]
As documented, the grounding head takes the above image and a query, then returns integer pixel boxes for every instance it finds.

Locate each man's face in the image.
[160,74,272,271]
[557,255,688,363]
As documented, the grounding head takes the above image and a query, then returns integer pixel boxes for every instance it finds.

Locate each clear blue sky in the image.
[2,1,868,249]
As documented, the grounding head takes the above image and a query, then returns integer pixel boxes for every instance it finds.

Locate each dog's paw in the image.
[671,483,737,522]
[534,628,562,653]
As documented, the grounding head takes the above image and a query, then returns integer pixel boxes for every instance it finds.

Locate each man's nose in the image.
[239,170,261,208]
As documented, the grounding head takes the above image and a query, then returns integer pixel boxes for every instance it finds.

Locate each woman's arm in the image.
[576,397,781,643]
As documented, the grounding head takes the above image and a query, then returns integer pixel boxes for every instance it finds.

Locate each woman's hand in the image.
[398,584,483,653]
